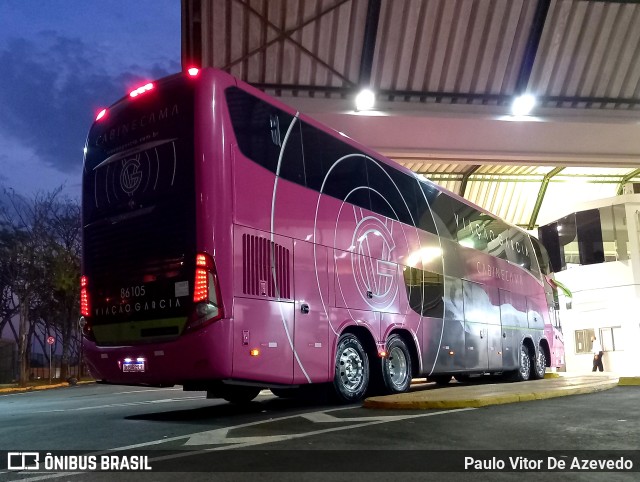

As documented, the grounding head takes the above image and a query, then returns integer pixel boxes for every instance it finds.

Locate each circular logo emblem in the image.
[120,157,143,195]
[351,216,398,309]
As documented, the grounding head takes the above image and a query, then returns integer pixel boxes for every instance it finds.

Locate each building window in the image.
[574,328,595,354]
[600,327,623,352]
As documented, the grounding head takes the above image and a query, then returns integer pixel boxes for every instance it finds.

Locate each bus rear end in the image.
[80,71,231,386]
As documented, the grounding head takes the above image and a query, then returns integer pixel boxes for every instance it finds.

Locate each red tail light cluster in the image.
[186,253,224,333]
[80,275,90,316]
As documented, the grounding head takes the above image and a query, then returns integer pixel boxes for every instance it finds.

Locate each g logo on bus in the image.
[351,216,398,310]
[120,157,143,195]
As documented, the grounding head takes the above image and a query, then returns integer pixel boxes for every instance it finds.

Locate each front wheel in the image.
[531,347,547,380]
[381,335,412,394]
[333,333,370,403]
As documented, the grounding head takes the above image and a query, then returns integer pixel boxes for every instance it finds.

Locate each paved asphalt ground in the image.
[0,378,638,481]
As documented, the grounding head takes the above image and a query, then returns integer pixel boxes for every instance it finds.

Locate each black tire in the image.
[333,333,370,403]
[221,386,261,404]
[430,375,452,386]
[531,346,547,380]
[508,343,532,382]
[381,335,412,394]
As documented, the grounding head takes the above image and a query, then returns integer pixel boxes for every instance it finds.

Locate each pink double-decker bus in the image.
[80,68,564,403]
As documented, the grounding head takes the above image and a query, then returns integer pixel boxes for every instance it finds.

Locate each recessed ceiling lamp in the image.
[355,88,375,111]
[511,93,536,116]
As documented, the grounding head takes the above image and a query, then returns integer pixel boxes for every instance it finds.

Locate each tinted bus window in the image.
[279,120,306,186]
[300,121,370,210]
[367,160,419,227]
[225,87,294,175]
[403,266,444,318]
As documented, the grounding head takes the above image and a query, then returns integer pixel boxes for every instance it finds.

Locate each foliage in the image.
[0,187,81,385]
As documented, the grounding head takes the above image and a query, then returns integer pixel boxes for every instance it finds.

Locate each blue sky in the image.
[0,1,181,198]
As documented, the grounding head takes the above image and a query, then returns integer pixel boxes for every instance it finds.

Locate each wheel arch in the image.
[539,338,551,368]
[388,328,420,378]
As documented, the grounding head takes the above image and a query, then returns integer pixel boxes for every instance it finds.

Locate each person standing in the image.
[591,335,604,372]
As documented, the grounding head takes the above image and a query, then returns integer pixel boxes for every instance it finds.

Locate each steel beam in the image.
[527,167,564,230]
[358,0,382,86]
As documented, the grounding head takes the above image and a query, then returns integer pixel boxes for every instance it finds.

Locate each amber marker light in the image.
[378,351,387,358]
[449,350,455,356]
[250,349,260,357]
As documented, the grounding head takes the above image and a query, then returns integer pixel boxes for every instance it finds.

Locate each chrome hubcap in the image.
[537,351,545,376]
[520,347,530,378]
[338,347,364,393]
[387,346,408,389]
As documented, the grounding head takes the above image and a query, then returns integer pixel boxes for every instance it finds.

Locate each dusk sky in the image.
[0,1,181,199]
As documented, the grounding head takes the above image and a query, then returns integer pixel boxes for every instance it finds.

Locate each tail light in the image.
[79,276,95,341]
[185,253,224,333]
[80,276,90,316]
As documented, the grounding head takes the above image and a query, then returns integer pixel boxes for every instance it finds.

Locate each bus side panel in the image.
[231,226,295,384]
[428,277,466,374]
[293,240,331,384]
[499,289,527,370]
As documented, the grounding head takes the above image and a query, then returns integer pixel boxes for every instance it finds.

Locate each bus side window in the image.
[366,161,419,227]
[403,266,444,318]
[279,119,306,186]
[299,122,370,212]
[225,87,294,175]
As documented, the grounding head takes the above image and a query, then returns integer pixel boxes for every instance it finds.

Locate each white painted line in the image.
[12,406,475,481]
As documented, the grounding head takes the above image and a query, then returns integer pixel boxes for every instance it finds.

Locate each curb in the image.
[0,380,95,395]
[618,377,640,386]
[363,379,619,410]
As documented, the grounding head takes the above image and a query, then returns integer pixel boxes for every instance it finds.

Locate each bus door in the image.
[484,285,503,371]
[498,289,524,370]
[232,227,295,384]
[462,280,489,372]
[292,239,330,383]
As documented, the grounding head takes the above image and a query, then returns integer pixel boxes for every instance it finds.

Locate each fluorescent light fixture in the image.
[355,88,375,111]
[511,93,536,116]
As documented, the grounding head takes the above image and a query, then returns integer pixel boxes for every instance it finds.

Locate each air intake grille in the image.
[242,234,291,299]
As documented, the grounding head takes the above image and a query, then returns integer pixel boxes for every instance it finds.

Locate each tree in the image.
[0,187,81,386]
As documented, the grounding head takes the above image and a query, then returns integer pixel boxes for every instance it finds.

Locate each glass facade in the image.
[538,204,630,272]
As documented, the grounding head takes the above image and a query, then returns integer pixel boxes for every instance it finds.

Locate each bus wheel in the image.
[381,335,412,394]
[513,344,532,382]
[221,386,261,404]
[333,333,370,403]
[531,347,546,380]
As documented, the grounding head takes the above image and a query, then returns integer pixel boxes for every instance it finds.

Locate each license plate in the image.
[122,361,145,372]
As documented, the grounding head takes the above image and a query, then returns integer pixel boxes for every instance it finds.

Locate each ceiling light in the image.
[512,93,536,116]
[355,88,375,111]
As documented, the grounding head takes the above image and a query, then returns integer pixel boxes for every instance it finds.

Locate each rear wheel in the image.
[509,343,532,382]
[381,335,412,394]
[531,347,547,380]
[333,333,370,403]
[221,386,262,404]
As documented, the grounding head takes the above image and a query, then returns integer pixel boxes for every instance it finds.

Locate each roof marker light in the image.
[187,67,199,76]
[96,109,107,121]
[129,82,154,98]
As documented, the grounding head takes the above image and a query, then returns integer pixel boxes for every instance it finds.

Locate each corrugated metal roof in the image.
[187,0,640,109]
[183,0,640,228]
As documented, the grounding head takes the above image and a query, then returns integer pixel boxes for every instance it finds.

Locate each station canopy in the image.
[182,0,640,229]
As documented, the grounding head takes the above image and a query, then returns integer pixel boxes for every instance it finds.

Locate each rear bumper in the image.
[83,319,233,386]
